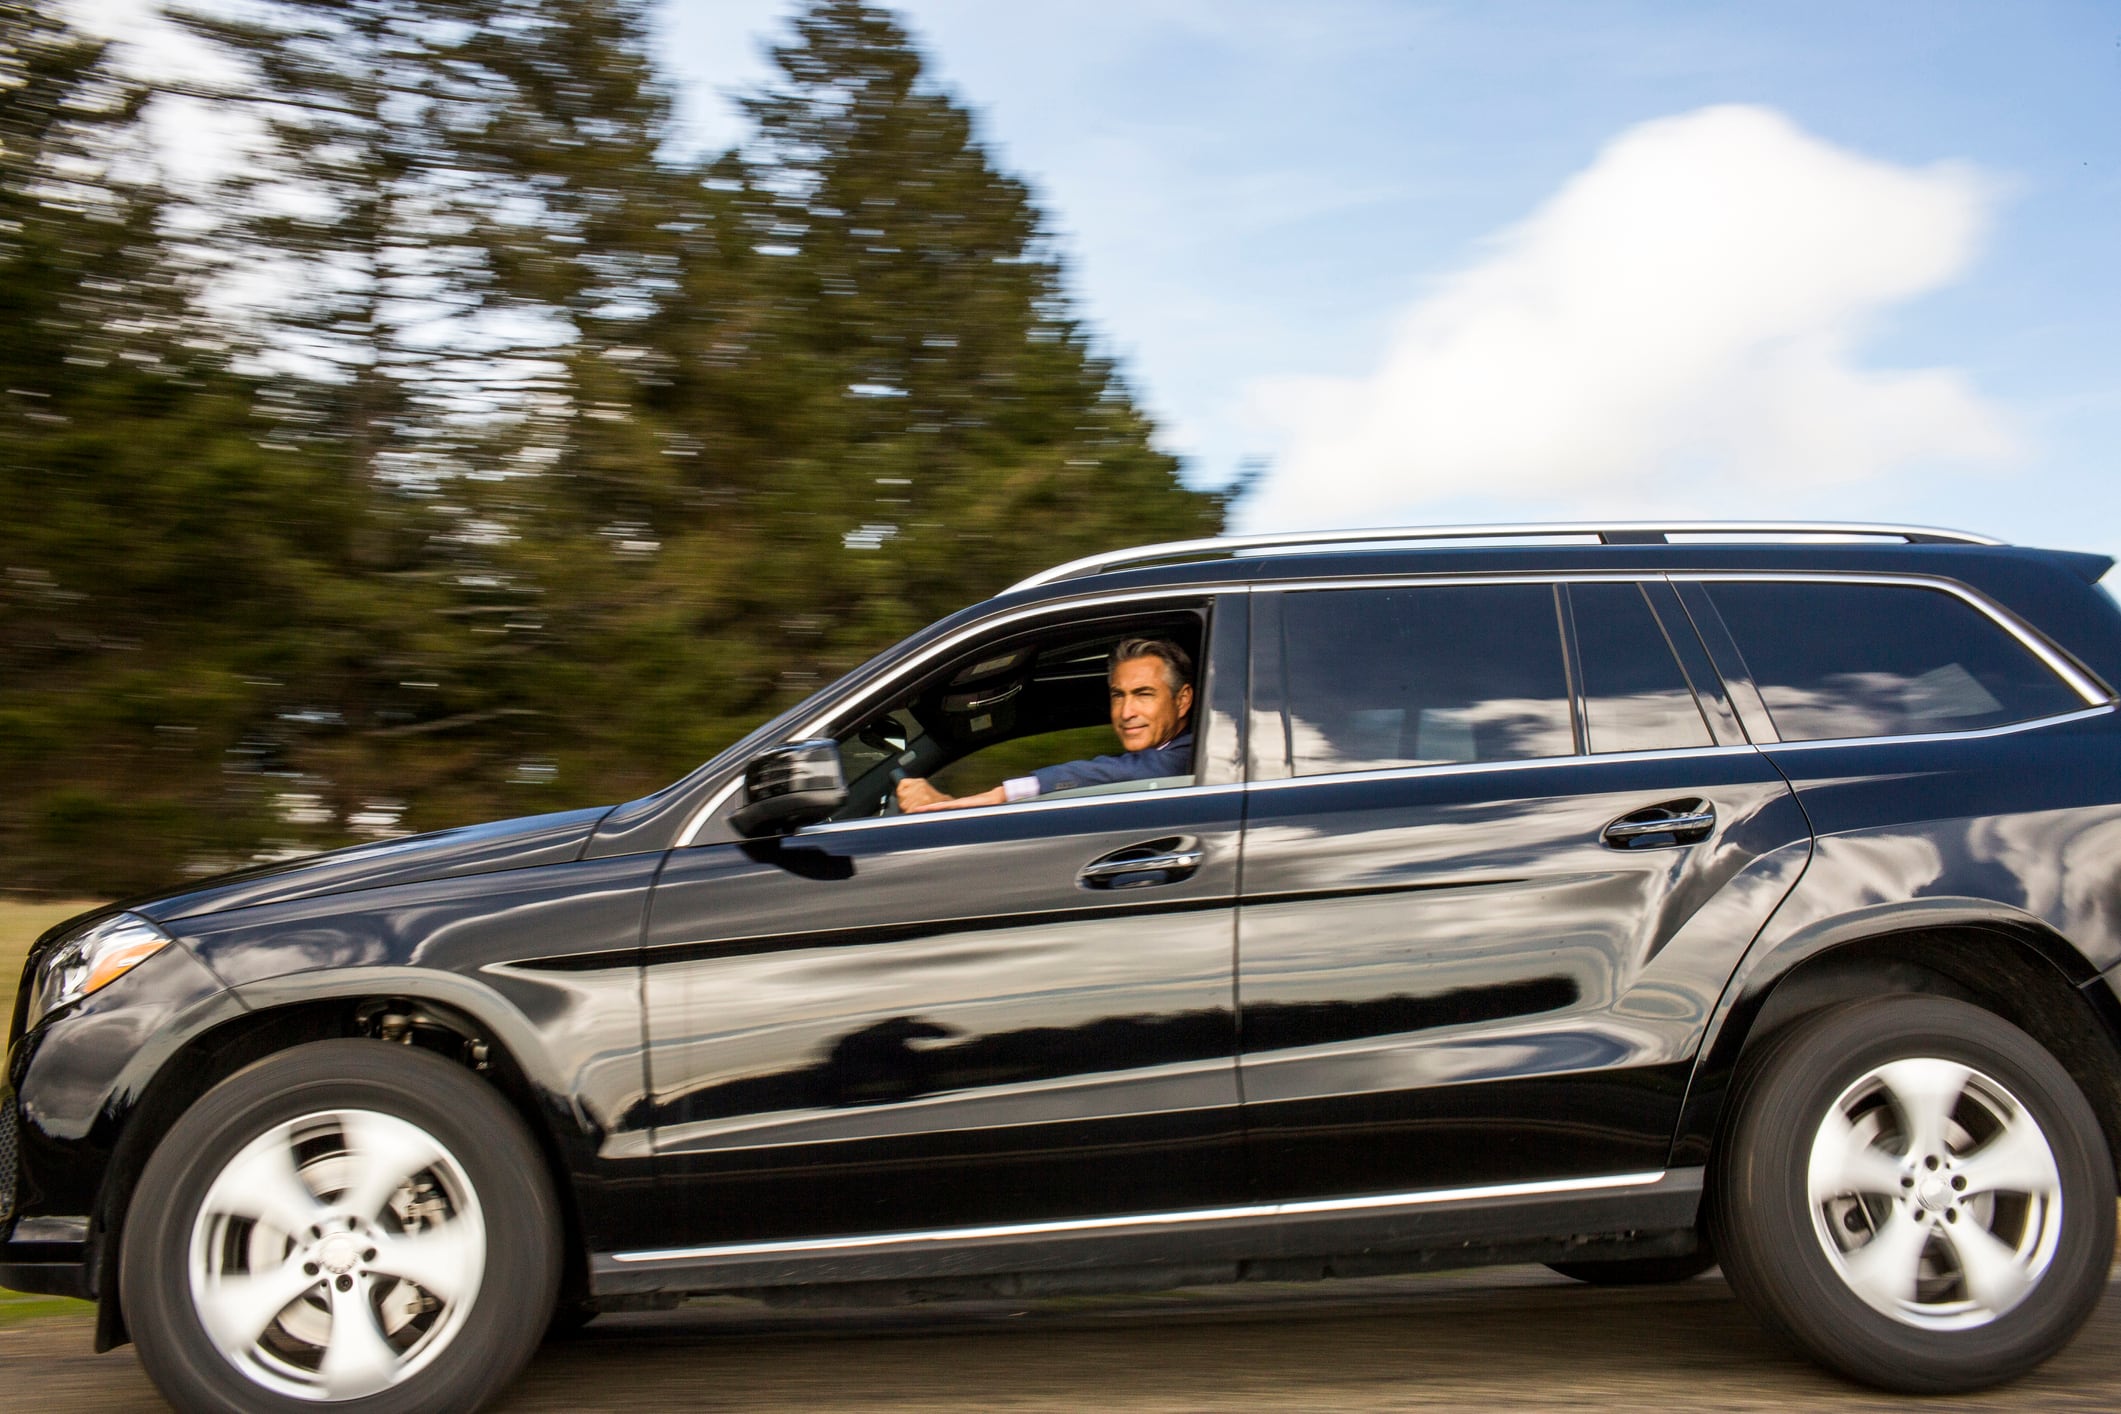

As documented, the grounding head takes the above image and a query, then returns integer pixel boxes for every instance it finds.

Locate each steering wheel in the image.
[880,766,906,817]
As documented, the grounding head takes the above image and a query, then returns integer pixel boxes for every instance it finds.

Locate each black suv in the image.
[10,521,2121,1410]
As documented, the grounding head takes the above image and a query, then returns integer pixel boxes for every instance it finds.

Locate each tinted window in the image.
[1707,581,2082,742]
[1282,586,1573,775]
[1571,582,1713,753]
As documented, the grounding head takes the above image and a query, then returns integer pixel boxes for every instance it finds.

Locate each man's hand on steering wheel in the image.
[894,776,950,813]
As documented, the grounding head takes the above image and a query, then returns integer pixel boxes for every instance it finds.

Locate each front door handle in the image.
[1079,836,1203,888]
[1602,799,1715,848]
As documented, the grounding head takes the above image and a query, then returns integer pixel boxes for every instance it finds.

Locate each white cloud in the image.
[1240,105,2019,531]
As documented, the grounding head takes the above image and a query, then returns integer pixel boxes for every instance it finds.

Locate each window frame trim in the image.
[1245,740,1762,793]
[1755,703,2115,755]
[675,586,1235,847]
[1239,708,2115,793]
[677,568,2111,844]
[1251,569,2109,780]
[1673,570,2111,745]
[1560,579,1723,755]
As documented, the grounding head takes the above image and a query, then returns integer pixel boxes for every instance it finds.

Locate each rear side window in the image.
[1706,581,2083,742]
[1570,583,1714,753]
[1280,585,1573,775]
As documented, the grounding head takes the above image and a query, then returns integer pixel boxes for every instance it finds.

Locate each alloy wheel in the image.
[186,1107,487,1402]
[1807,1057,2063,1331]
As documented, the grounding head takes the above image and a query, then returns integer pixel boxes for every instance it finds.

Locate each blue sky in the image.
[661,1,2121,556]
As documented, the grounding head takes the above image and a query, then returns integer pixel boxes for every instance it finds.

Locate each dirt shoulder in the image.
[8,1270,2121,1413]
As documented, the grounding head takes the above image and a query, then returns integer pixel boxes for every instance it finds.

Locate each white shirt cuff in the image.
[1002,776,1042,803]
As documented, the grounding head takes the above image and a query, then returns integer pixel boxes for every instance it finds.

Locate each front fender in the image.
[3,940,243,1298]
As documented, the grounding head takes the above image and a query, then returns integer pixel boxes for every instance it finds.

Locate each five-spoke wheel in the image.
[186,1108,488,1400]
[1712,995,2113,1393]
[123,1041,558,1412]
[1807,1056,2063,1329]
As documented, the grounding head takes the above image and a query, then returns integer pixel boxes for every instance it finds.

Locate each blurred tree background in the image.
[0,0,1225,895]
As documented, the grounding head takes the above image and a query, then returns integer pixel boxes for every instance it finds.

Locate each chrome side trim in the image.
[1253,571,1682,593]
[799,781,1246,836]
[1009,521,2004,592]
[1245,744,1755,793]
[691,704,2110,841]
[1759,703,2114,753]
[611,1170,1668,1265]
[674,778,744,849]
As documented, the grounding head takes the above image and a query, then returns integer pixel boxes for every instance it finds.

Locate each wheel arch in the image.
[1672,907,2121,1186]
[90,979,590,1354]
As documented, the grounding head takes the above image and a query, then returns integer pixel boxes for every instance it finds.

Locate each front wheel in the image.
[1710,995,2114,1393]
[122,1039,561,1413]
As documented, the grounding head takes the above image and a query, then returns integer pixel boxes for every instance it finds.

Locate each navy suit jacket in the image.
[1027,729,1194,796]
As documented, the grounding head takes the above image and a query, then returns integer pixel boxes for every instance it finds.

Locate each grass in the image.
[2,899,102,1320]
[0,1288,91,1327]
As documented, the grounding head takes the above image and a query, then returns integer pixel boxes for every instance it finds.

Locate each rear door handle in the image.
[1602,799,1715,848]
[1079,836,1203,888]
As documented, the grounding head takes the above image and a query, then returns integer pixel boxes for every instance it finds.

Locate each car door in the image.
[1681,574,2113,951]
[638,597,1249,1248]
[1235,578,1812,1202]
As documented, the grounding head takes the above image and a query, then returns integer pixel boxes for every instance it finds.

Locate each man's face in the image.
[1109,655,1194,752]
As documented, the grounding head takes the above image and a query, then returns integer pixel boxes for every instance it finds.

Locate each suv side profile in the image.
[9,521,2121,1411]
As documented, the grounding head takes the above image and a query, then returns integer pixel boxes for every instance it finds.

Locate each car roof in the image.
[975,524,2121,692]
[1005,521,2002,592]
[994,524,2106,594]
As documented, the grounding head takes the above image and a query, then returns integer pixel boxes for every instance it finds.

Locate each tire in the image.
[1708,995,2114,1393]
[1546,1248,1716,1286]
[542,1297,599,1342]
[121,1039,561,1413]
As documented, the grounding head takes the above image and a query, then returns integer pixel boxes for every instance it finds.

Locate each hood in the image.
[126,805,615,923]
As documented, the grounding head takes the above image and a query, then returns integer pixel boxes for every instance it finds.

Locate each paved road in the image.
[11,1267,2121,1411]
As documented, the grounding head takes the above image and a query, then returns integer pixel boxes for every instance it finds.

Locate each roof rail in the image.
[1006,521,2005,593]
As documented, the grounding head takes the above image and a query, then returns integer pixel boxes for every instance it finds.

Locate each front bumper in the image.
[2,941,240,1303]
[1,1071,88,1297]
[2,1064,92,1298]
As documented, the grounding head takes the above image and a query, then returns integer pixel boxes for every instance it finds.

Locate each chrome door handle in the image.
[1079,849,1203,880]
[1602,800,1716,847]
[1604,812,1714,838]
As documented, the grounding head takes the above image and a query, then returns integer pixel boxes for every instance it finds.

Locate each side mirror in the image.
[730,739,847,837]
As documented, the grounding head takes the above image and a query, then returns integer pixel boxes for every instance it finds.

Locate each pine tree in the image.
[160,0,709,833]
[3,0,1234,889]
[737,0,1223,643]
[0,3,359,890]
[421,0,1233,808]
[584,0,1226,758]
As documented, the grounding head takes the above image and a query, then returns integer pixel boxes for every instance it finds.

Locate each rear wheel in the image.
[1710,995,2114,1393]
[122,1040,560,1413]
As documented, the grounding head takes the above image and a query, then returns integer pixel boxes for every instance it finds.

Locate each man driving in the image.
[894,637,1196,813]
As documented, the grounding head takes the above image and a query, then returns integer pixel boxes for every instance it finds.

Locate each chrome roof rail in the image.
[1006,521,2005,593]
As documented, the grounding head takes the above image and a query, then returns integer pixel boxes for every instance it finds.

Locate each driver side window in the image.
[929,724,1118,800]
[826,613,1207,821]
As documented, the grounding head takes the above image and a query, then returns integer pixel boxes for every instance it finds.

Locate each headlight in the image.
[26,913,172,1025]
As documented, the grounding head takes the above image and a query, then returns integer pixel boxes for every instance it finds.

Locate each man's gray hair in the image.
[1109,636,1194,693]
